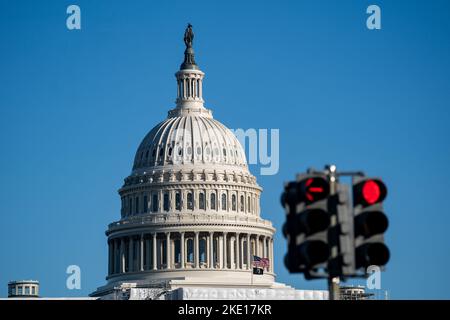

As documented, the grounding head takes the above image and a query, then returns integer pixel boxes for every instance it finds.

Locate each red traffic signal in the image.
[298,176,330,204]
[353,178,387,207]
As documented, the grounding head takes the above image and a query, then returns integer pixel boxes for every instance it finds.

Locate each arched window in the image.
[135,197,139,214]
[232,194,236,211]
[175,192,181,211]
[187,192,193,210]
[129,198,132,216]
[248,196,251,213]
[222,194,227,211]
[240,195,244,212]
[199,192,205,210]
[152,194,158,212]
[210,193,216,210]
[143,195,148,213]
[163,193,170,211]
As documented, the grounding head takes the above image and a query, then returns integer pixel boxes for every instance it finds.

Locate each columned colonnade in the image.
[108,231,274,276]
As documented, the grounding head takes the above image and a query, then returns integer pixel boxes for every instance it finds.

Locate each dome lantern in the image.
[171,24,209,117]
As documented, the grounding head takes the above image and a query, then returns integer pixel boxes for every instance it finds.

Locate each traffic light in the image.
[352,177,390,270]
[281,174,331,277]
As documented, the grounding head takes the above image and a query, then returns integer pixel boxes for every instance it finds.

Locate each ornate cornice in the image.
[106,213,275,236]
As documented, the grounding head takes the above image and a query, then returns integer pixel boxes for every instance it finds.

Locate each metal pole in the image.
[326,164,340,300]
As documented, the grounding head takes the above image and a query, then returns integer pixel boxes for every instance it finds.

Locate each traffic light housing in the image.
[352,177,390,270]
[281,175,331,277]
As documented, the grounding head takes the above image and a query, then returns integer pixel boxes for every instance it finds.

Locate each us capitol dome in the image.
[92,25,327,300]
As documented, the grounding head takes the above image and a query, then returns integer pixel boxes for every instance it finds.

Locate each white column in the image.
[235,233,240,269]
[193,78,197,98]
[145,238,150,270]
[230,237,234,268]
[209,232,214,269]
[112,240,117,274]
[240,236,244,269]
[128,237,134,272]
[111,240,115,274]
[247,234,251,270]
[205,235,209,266]
[195,232,200,268]
[152,233,157,270]
[181,232,185,269]
[108,240,113,275]
[218,234,223,269]
[261,236,266,258]
[270,238,274,272]
[255,235,260,257]
[140,235,144,271]
[223,232,228,269]
[120,238,125,273]
[166,232,171,269]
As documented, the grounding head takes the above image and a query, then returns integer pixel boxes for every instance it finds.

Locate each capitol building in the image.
[91,25,327,300]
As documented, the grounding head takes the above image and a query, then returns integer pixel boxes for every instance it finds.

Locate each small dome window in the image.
[187,192,194,210]
[135,196,140,214]
[221,194,227,211]
[210,193,216,210]
[143,195,148,213]
[163,193,170,212]
[197,147,202,155]
[145,150,149,158]
[168,147,173,156]
[175,192,181,211]
[187,146,192,155]
[152,194,158,212]
[223,148,227,156]
[199,192,205,210]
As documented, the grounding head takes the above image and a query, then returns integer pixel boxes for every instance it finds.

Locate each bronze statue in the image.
[184,23,194,48]
[180,24,198,70]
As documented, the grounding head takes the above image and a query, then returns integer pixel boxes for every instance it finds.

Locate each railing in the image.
[108,213,273,229]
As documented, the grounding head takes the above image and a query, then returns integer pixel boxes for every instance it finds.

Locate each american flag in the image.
[253,256,270,269]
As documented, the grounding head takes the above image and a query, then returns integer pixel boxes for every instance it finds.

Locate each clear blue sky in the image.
[1,0,449,299]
